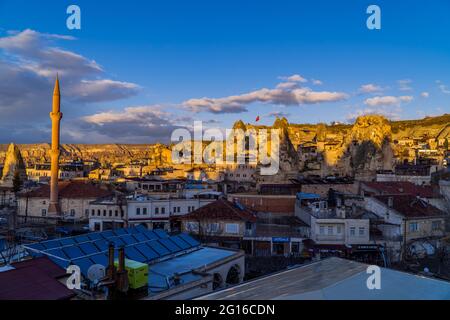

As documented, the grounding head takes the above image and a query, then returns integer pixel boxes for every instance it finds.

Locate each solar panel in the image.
[90,253,108,267]
[59,238,76,246]
[170,235,192,250]
[93,239,110,251]
[135,243,159,261]
[143,230,159,241]
[100,230,115,239]
[158,238,181,253]
[46,248,69,260]
[79,242,99,255]
[41,240,62,249]
[111,237,125,248]
[135,224,148,233]
[26,243,46,251]
[153,229,169,238]
[133,233,148,243]
[126,227,140,234]
[48,256,70,269]
[73,235,90,243]
[63,245,85,260]
[147,240,170,256]
[113,228,127,236]
[121,235,137,245]
[72,258,94,277]
[87,233,103,241]
[124,246,146,263]
[178,233,200,247]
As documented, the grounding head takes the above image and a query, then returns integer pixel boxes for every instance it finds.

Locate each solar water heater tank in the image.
[114,259,148,289]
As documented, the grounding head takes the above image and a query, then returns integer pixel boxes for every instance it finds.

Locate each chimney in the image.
[48,75,63,215]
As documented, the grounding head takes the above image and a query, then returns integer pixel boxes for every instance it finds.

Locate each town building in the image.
[179,199,257,249]
[364,194,447,262]
[226,193,297,215]
[88,191,221,232]
[17,180,113,221]
[295,192,371,249]
[26,161,85,182]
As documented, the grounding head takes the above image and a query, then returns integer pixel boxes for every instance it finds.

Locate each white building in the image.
[89,191,221,232]
[295,193,370,246]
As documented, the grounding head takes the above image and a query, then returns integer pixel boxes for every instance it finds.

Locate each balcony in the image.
[315,234,345,242]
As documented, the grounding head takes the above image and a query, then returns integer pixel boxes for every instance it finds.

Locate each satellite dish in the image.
[87,264,106,283]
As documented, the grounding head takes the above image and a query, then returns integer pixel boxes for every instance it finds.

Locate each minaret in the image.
[48,75,63,215]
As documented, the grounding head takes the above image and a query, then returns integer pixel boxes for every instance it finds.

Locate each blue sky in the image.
[0,0,449,143]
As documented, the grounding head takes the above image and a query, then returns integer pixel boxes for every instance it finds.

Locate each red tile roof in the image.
[179,199,257,222]
[374,194,445,218]
[0,257,75,300]
[22,180,113,199]
[362,181,437,198]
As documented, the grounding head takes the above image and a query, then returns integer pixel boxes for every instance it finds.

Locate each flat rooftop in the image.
[149,246,238,295]
[197,257,450,300]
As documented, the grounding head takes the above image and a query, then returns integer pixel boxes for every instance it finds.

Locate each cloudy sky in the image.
[0,0,449,143]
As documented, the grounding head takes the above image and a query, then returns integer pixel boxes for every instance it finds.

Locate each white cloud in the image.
[0,29,140,142]
[358,84,383,94]
[81,105,181,142]
[364,95,413,107]
[346,106,403,122]
[184,77,348,114]
[279,74,308,83]
[312,79,323,85]
[265,111,291,118]
[420,92,430,98]
[68,79,140,103]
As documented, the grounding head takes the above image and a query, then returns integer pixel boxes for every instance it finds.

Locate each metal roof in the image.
[23,226,201,278]
[197,257,450,300]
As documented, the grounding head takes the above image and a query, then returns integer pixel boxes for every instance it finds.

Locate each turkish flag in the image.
[255,116,260,122]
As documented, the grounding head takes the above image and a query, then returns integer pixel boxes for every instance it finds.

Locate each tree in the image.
[12,171,22,194]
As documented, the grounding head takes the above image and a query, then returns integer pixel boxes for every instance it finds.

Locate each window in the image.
[103,210,106,217]
[136,208,141,215]
[319,226,325,235]
[91,209,95,216]
[225,223,239,234]
[350,227,356,236]
[207,223,219,233]
[41,209,47,217]
[97,209,101,216]
[359,227,365,236]
[161,207,165,214]
[70,209,76,217]
[409,222,418,232]
[432,220,441,231]
[115,210,119,217]
[143,208,147,215]
[327,226,333,235]
[109,210,112,217]
[155,207,159,214]
[186,222,199,232]
[337,225,342,234]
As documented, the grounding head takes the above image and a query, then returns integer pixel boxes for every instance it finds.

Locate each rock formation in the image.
[0,143,27,188]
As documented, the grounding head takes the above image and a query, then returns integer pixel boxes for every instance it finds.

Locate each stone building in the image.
[17,180,112,220]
